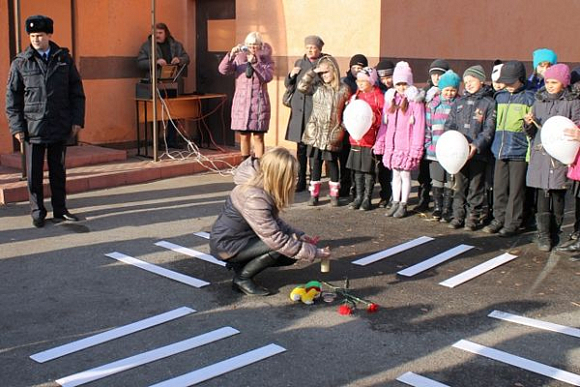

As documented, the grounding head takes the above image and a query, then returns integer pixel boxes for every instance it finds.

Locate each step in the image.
[0,145,127,171]
[0,148,242,205]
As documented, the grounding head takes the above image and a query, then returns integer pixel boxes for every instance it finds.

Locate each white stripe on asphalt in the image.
[352,236,435,266]
[453,339,580,386]
[396,371,451,387]
[439,253,517,288]
[31,307,195,363]
[193,232,210,239]
[56,327,240,387]
[489,310,580,339]
[155,241,225,267]
[149,343,286,387]
[397,244,474,277]
[105,252,210,288]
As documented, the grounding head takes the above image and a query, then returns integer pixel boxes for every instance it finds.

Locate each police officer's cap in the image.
[25,15,54,34]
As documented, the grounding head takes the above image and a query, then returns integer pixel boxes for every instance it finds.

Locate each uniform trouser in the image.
[452,159,486,220]
[492,159,527,229]
[26,141,67,220]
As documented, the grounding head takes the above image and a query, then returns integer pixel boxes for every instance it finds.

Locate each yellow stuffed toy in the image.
[289,281,322,305]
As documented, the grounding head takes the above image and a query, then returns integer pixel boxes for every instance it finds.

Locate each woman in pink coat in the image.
[374,61,425,218]
[219,32,274,158]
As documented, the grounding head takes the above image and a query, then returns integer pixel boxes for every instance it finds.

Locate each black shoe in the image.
[413,202,430,213]
[498,227,518,238]
[53,211,80,223]
[378,199,389,208]
[348,197,362,210]
[232,277,270,296]
[483,220,503,234]
[360,197,372,211]
[33,218,45,228]
[307,196,319,206]
[448,218,463,229]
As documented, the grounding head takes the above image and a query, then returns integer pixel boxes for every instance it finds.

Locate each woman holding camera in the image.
[219,32,274,158]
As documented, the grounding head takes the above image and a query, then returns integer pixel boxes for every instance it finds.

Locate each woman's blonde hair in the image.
[318,56,340,90]
[244,31,263,46]
[246,147,298,211]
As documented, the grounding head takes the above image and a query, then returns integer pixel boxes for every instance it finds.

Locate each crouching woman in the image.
[210,147,330,296]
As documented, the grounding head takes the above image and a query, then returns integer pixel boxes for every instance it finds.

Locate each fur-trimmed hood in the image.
[384,85,425,108]
[425,85,440,103]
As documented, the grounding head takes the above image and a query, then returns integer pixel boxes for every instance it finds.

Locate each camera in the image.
[241,46,250,53]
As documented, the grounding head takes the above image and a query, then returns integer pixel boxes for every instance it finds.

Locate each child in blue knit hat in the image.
[425,70,461,222]
[527,48,557,92]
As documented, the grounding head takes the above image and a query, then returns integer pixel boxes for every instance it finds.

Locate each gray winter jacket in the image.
[298,56,351,152]
[525,88,580,190]
[6,42,85,144]
[210,157,318,261]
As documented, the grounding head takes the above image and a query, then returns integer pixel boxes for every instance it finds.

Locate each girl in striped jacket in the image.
[424,70,461,222]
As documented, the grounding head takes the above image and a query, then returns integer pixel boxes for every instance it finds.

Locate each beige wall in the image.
[75,0,195,145]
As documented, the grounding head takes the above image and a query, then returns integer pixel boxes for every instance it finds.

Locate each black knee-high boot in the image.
[349,172,365,210]
[232,253,277,296]
[360,174,375,211]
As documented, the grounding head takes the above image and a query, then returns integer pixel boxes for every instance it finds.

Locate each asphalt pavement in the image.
[1,171,579,387]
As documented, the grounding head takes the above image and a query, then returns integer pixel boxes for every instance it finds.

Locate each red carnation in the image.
[367,303,379,313]
[338,304,353,315]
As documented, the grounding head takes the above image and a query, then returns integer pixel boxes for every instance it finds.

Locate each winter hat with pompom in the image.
[393,61,414,85]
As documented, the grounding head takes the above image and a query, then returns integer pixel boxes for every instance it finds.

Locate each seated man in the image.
[137,23,190,148]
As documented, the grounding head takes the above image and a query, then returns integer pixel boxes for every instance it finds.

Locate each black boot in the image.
[551,211,564,248]
[232,253,277,296]
[360,174,375,211]
[440,188,453,223]
[431,187,443,220]
[536,212,552,252]
[349,173,365,210]
[413,183,431,212]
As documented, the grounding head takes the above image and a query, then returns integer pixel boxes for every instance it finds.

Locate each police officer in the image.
[6,15,86,227]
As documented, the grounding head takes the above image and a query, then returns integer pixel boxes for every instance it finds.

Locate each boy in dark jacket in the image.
[483,61,535,237]
[444,65,496,231]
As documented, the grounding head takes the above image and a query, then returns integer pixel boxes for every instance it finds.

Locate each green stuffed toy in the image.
[289,280,322,305]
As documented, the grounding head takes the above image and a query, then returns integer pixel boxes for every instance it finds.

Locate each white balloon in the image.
[436,131,470,174]
[540,115,580,165]
[343,99,373,141]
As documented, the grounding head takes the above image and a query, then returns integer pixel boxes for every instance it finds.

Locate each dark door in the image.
[196,0,235,146]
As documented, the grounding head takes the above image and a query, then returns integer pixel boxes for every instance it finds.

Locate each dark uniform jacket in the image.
[6,42,85,144]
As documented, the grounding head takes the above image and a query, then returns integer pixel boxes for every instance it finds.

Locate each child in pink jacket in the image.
[374,61,425,218]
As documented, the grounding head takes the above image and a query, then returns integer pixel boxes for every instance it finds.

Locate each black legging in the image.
[310,157,339,182]
[228,237,296,267]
